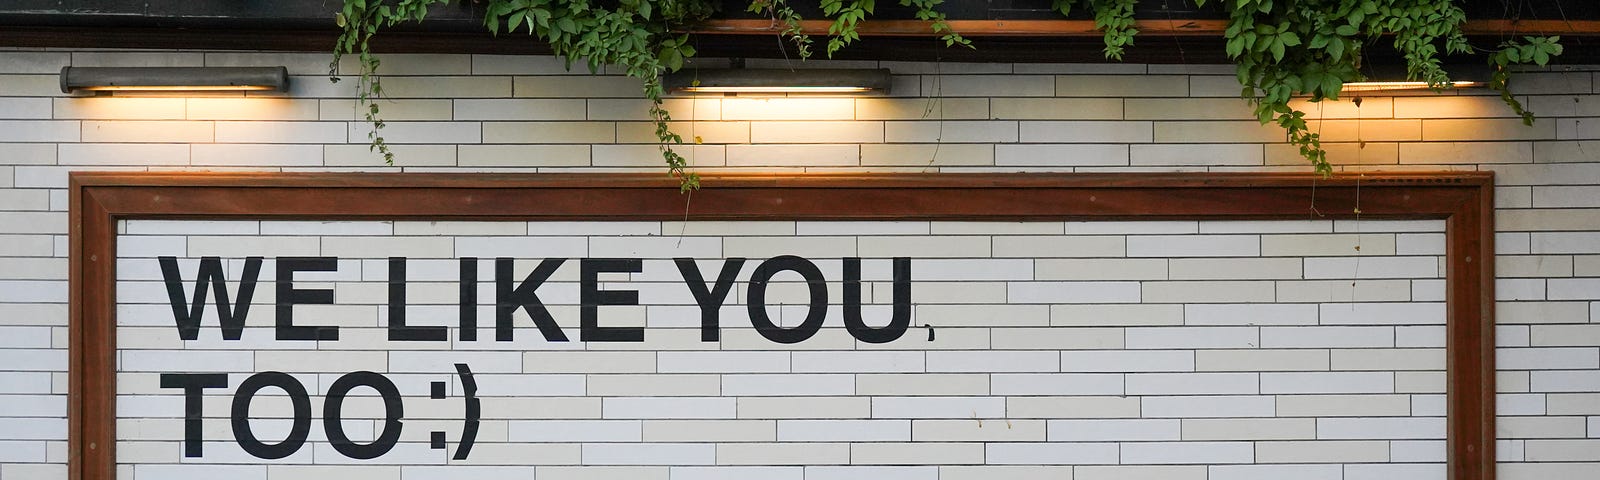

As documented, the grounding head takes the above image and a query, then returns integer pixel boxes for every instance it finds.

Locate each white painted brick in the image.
[872,396,1005,419]
[602,397,735,420]
[715,442,848,464]
[1186,304,1317,325]
[1125,326,1257,349]
[0,121,80,142]
[669,466,801,480]
[911,419,1044,442]
[1047,419,1178,441]
[940,465,1074,480]
[725,144,858,167]
[1060,350,1192,372]
[1261,326,1394,348]
[1317,418,1445,439]
[722,374,853,396]
[192,144,323,167]
[524,352,654,373]
[1052,304,1181,326]
[1169,258,1299,280]
[1018,121,1153,143]
[985,443,1119,465]
[1209,464,1341,480]
[1261,234,1396,256]
[777,420,908,441]
[1196,349,1330,372]
[1007,281,1141,303]
[1184,418,1316,440]
[751,121,883,143]
[1319,302,1445,325]
[582,443,714,465]
[884,121,1017,143]
[859,143,994,166]
[1141,281,1274,303]
[1261,372,1396,394]
[994,144,1129,166]
[1122,442,1254,464]
[792,351,923,373]
[507,420,640,442]
[928,351,1056,373]
[1331,348,1444,371]
[805,466,937,480]
[1500,347,1600,370]
[990,98,1121,120]
[1253,440,1389,463]
[1126,373,1258,395]
[737,397,868,420]
[992,235,1124,257]
[990,374,1122,395]
[1007,396,1139,418]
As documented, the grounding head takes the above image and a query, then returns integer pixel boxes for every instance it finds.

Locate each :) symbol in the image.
[431,363,481,460]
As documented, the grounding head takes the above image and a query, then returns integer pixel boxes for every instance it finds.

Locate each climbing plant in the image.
[333,0,1562,185]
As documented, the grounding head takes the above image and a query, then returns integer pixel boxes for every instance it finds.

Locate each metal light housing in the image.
[664,68,892,94]
[60,66,290,94]
[1341,64,1489,93]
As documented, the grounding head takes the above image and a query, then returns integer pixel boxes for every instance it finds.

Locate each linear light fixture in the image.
[60,66,290,94]
[1341,64,1488,94]
[664,68,892,95]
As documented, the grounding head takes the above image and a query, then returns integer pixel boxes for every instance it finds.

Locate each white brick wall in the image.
[2,49,1598,479]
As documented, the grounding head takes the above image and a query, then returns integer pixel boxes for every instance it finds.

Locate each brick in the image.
[932,75,1053,97]
[737,397,869,419]
[1183,418,1316,441]
[985,443,1119,465]
[535,466,658,479]
[523,351,653,373]
[1507,72,1593,94]
[1210,464,1340,480]
[192,144,322,167]
[380,76,512,98]
[1289,97,1393,119]
[1126,373,1258,395]
[777,420,908,441]
[0,75,61,96]
[658,351,789,373]
[1262,326,1394,348]
[53,97,184,120]
[1154,121,1284,143]
[860,144,994,166]
[592,145,724,167]
[471,55,582,75]
[1535,185,1600,207]
[592,98,723,120]
[213,121,344,143]
[1125,98,1253,120]
[1050,419,1180,441]
[325,144,456,166]
[1061,350,1193,372]
[1319,417,1444,440]
[1007,396,1139,418]
[668,466,801,480]
[350,121,478,144]
[930,351,1057,373]
[1499,416,1590,438]
[751,121,884,143]
[1008,281,1141,304]
[990,98,1122,120]
[457,145,590,167]
[1254,440,1389,463]
[1141,281,1274,303]
[994,144,1129,166]
[1019,121,1153,143]
[0,120,79,142]
[1196,350,1329,372]
[1055,75,1187,97]
[0,52,69,73]
[582,443,714,465]
[1534,140,1600,163]
[515,76,642,98]
[721,98,855,121]
[884,120,1016,143]
[1320,302,1445,324]
[1130,144,1263,166]
[1268,141,1398,166]
[1423,118,1556,141]
[482,121,614,143]
[1331,348,1445,371]
[1261,233,1396,256]
[1034,259,1165,280]
[715,442,849,464]
[805,466,937,480]
[855,98,988,121]
[58,143,188,166]
[318,99,450,121]
[1184,304,1315,325]
[1499,347,1600,370]
[1122,442,1254,464]
[1125,326,1257,349]
[604,398,735,420]
[616,121,749,144]
[912,419,1044,442]
[940,465,1073,480]
[1400,141,1533,164]
[507,420,641,442]
[203,52,330,75]
[725,144,857,167]
[189,98,320,121]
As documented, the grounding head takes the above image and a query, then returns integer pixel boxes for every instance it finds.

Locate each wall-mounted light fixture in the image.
[664,68,892,95]
[60,66,290,94]
[1341,64,1488,93]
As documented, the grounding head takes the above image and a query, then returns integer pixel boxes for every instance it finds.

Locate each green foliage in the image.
[1489,36,1564,125]
[337,0,1562,181]
[1197,0,1560,176]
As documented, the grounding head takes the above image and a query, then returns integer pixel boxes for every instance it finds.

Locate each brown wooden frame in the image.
[70,171,1495,480]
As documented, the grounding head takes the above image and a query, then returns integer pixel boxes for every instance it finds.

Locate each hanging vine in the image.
[334,0,1563,184]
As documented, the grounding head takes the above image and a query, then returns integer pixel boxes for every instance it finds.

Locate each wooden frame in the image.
[69,171,1495,480]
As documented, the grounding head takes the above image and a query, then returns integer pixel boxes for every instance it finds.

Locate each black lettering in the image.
[495,258,569,342]
[231,371,311,460]
[843,257,912,343]
[159,373,228,457]
[387,257,446,341]
[746,255,828,344]
[323,371,404,460]
[676,258,746,341]
[159,256,262,341]
[275,257,339,341]
[460,257,478,341]
[580,258,643,342]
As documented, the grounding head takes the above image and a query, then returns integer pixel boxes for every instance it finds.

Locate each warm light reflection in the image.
[677,86,877,94]
[1341,81,1483,92]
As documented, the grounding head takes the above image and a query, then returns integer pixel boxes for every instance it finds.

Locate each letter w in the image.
[159,256,263,341]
